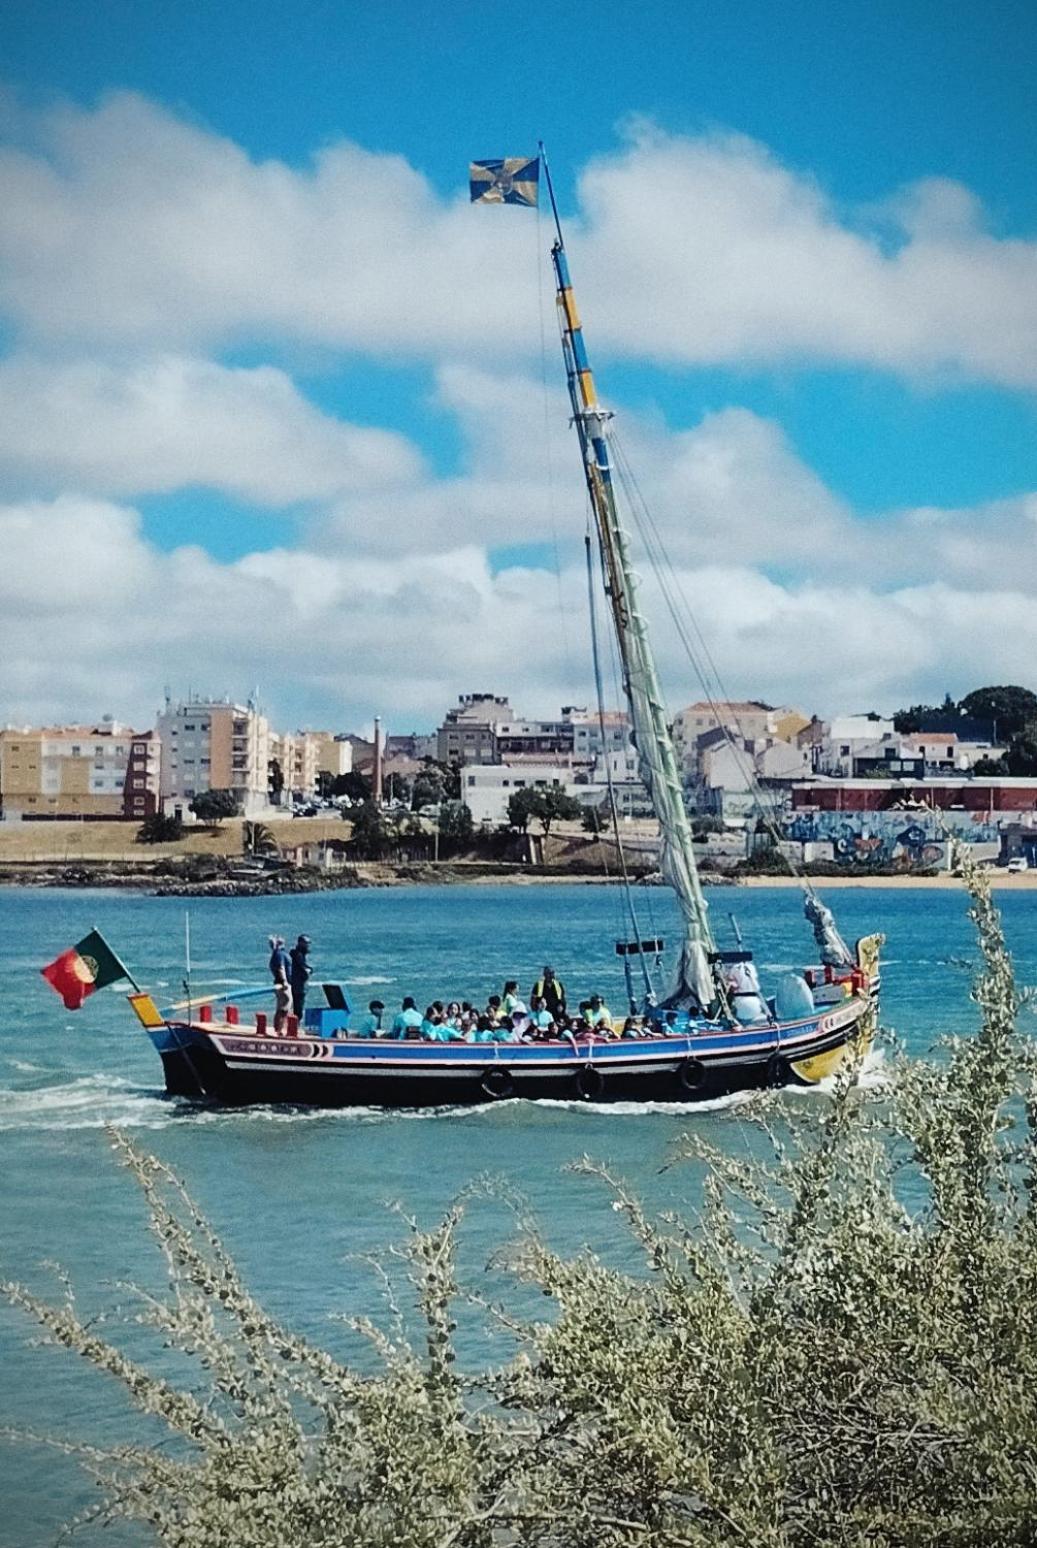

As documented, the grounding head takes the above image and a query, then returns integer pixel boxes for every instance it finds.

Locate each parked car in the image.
[1006,856,1029,873]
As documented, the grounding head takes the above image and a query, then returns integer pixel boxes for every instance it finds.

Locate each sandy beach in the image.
[738,871,1037,890]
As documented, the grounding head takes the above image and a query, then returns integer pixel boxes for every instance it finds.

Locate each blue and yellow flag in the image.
[469,157,539,207]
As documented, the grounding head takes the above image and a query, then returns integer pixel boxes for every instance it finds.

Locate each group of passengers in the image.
[350,967,668,1043]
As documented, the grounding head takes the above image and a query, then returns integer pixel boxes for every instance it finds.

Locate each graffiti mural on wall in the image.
[784,809,1000,866]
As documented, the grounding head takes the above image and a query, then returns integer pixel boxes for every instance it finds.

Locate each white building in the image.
[818,715,896,776]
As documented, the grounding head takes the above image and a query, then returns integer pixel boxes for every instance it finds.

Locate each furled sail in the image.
[548,237,719,1010]
[803,892,854,968]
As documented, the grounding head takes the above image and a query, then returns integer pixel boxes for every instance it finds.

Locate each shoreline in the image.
[1,861,1034,893]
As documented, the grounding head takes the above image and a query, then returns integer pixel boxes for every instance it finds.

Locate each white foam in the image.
[345,975,396,985]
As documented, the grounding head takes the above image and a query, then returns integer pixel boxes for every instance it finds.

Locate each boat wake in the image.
[0,1047,890,1134]
[0,1074,178,1133]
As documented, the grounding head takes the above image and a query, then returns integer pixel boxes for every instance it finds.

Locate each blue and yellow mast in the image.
[537,147,721,1009]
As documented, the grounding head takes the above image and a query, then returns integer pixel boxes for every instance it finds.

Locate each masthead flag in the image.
[41,929,131,1010]
[469,157,539,207]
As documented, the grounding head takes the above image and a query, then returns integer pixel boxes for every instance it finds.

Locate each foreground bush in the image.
[3,845,1036,1545]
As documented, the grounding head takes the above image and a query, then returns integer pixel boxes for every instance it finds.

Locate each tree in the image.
[383,770,412,806]
[348,801,392,859]
[892,700,945,734]
[243,822,279,857]
[1005,735,1037,776]
[538,788,583,840]
[437,800,474,855]
[329,770,371,803]
[136,812,183,844]
[188,789,241,825]
[959,685,1037,741]
[411,757,460,807]
[506,785,583,840]
[506,786,541,832]
[581,802,607,835]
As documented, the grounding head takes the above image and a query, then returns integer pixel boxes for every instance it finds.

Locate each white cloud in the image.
[0,354,421,503]
[4,494,1037,733]
[1,94,1036,385]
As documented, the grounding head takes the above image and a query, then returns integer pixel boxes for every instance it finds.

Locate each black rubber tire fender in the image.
[479,1066,515,1101]
[574,1063,605,1101]
[677,1057,707,1094]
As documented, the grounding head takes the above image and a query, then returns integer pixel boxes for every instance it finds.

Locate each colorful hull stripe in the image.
[153,996,868,1085]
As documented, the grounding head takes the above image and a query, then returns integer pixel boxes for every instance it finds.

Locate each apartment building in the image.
[157,697,271,817]
[0,719,159,820]
[436,693,515,765]
[672,701,806,775]
[270,730,324,803]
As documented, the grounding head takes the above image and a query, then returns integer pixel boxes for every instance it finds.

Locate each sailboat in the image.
[128,150,883,1107]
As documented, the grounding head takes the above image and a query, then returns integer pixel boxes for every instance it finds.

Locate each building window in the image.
[466,776,475,787]
[133,743,146,754]
[71,745,80,756]
[133,779,144,789]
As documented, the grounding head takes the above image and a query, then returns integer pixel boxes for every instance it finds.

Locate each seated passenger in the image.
[529,994,553,1031]
[389,996,423,1039]
[621,1015,643,1038]
[467,1014,499,1044]
[352,998,386,1038]
[485,994,504,1024]
[502,979,527,1016]
[586,994,615,1034]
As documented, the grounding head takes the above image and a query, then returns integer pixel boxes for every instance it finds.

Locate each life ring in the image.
[677,1058,706,1093]
[479,1067,515,1101]
[766,1053,791,1089]
[574,1063,605,1101]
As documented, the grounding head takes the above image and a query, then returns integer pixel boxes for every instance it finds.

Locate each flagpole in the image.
[184,911,193,1024]
[538,141,565,250]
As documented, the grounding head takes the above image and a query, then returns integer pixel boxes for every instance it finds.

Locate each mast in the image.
[540,150,719,1011]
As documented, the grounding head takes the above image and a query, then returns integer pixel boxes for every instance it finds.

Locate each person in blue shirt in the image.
[352,999,385,1038]
[390,996,423,1039]
[267,935,291,1032]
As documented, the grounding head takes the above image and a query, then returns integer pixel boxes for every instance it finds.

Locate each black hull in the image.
[156,1040,839,1109]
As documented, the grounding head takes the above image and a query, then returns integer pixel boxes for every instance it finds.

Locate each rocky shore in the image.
[0,858,672,895]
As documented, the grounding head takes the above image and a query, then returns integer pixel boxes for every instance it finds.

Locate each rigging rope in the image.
[608,428,817,893]
[585,529,654,1005]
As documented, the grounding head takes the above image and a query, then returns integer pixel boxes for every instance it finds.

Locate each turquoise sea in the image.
[1,881,1035,1545]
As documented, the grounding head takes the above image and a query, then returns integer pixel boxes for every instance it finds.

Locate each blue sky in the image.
[1,0,1035,730]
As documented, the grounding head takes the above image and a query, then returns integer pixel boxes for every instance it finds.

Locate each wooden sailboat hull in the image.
[148,993,873,1109]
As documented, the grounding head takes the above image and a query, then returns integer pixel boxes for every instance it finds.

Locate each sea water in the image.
[1,881,1034,1544]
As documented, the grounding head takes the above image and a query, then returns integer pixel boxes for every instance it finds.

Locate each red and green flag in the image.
[41,930,130,1010]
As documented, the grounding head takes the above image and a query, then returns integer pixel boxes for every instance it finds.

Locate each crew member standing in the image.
[289,934,312,1019]
[531,965,566,1021]
[268,935,291,1032]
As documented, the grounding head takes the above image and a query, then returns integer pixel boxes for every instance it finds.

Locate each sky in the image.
[0,0,1035,735]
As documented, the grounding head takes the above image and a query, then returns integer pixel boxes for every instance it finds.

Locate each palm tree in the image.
[243,822,279,857]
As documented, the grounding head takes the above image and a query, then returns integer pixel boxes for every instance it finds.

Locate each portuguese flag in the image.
[41,930,130,1010]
